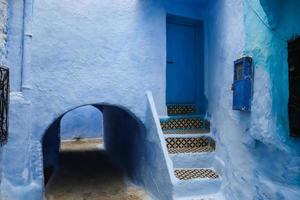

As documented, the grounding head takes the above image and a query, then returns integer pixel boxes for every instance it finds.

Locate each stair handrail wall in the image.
[145,91,175,199]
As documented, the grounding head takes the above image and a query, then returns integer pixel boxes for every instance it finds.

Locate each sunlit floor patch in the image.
[45,139,152,200]
[60,138,104,151]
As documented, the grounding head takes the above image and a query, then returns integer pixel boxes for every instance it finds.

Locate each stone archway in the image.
[42,104,148,199]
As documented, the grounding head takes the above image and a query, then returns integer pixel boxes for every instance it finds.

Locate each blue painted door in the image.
[166,21,197,105]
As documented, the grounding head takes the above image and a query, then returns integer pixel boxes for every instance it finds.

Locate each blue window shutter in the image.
[232,57,253,111]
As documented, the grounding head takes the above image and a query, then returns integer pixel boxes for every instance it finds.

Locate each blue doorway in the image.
[166,15,204,113]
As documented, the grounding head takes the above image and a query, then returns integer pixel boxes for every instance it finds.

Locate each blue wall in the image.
[2,0,169,199]
[3,0,300,199]
[243,0,300,199]
[203,1,251,199]
[0,0,7,65]
[60,105,103,140]
[204,0,300,199]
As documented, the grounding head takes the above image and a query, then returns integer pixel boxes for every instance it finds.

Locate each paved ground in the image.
[59,138,104,151]
[45,139,152,200]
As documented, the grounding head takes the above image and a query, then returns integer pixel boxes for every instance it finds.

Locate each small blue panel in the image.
[232,57,253,111]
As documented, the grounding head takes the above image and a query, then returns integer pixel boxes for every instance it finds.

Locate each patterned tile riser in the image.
[165,137,216,154]
[167,104,196,115]
[174,169,219,180]
[0,65,9,145]
[160,118,210,131]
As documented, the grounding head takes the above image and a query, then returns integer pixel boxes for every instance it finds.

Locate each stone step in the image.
[165,136,215,154]
[170,152,216,169]
[160,116,210,133]
[174,168,219,180]
[173,168,222,198]
[163,129,209,135]
[164,133,212,138]
[174,193,226,200]
[167,104,197,116]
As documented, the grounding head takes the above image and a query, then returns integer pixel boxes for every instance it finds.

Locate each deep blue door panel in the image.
[166,22,196,104]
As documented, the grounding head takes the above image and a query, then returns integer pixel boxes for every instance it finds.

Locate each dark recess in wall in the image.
[288,37,300,137]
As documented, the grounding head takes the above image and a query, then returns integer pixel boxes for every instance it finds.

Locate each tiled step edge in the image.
[165,137,215,154]
[174,168,220,180]
[167,104,197,115]
[160,117,210,132]
[163,129,210,135]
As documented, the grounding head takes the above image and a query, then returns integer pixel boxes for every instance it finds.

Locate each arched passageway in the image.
[60,105,103,140]
[42,104,152,200]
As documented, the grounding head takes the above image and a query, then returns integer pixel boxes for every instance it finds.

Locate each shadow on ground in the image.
[45,149,151,200]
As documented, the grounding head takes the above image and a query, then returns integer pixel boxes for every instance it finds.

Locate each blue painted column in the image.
[21,0,33,90]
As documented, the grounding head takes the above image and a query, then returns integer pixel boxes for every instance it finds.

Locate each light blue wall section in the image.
[1,0,169,199]
[0,0,8,65]
[3,0,300,199]
[244,0,300,143]
[204,0,253,199]
[243,0,300,199]
[60,105,102,140]
[6,0,23,91]
[205,0,300,199]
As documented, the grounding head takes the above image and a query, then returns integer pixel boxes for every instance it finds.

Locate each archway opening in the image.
[42,104,151,199]
[60,105,103,141]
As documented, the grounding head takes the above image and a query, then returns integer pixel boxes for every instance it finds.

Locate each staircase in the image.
[159,104,224,200]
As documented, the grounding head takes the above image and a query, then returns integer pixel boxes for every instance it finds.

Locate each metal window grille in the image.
[0,65,9,145]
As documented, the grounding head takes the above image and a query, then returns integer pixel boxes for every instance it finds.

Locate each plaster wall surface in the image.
[60,105,103,140]
[204,0,255,199]
[205,0,300,199]
[0,0,7,64]
[6,0,24,91]
[3,0,300,199]
[1,0,169,199]
[26,0,166,138]
[2,1,207,198]
[243,0,300,199]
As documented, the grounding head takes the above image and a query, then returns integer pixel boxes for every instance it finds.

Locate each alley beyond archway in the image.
[45,139,152,200]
